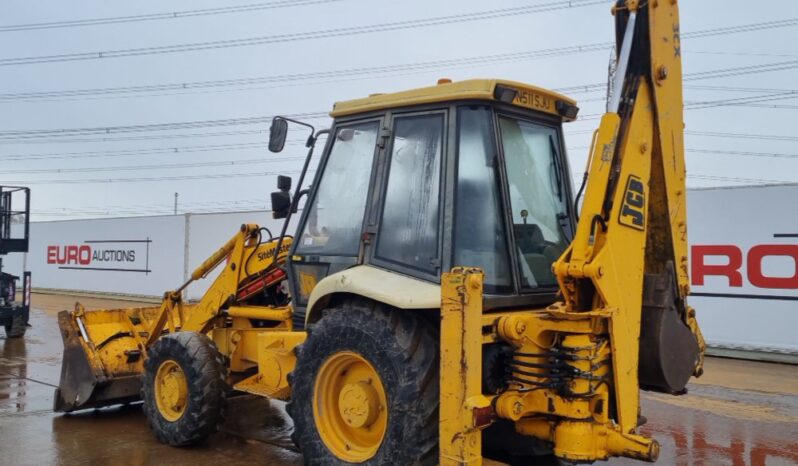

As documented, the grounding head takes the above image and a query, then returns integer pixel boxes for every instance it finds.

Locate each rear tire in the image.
[4,313,27,338]
[287,301,438,465]
[142,332,227,446]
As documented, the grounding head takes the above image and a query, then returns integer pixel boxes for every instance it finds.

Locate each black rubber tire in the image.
[142,332,228,446]
[287,301,438,466]
[4,314,27,338]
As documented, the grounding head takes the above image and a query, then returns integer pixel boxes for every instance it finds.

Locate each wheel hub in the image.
[339,381,380,428]
[155,360,188,422]
[313,351,388,462]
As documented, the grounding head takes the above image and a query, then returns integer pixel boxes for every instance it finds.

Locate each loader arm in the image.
[553,0,704,431]
[54,223,292,412]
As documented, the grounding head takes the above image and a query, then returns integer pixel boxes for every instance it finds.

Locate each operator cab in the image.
[273,79,579,321]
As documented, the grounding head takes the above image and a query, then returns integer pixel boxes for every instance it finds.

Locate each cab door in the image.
[368,110,447,281]
[288,118,383,317]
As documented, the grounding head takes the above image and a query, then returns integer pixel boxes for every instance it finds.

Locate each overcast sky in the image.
[1,0,797,221]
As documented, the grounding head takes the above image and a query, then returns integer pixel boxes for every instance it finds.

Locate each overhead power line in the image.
[34,198,275,218]
[15,146,798,176]
[4,167,792,187]
[567,125,798,140]
[681,18,798,39]
[0,141,271,161]
[686,130,798,142]
[4,17,798,102]
[0,44,613,102]
[564,59,798,100]
[566,146,798,161]
[576,91,798,121]
[0,128,272,145]
[685,90,798,110]
[0,169,314,185]
[0,0,342,32]
[689,174,796,184]
[0,0,607,67]
[0,111,327,140]
[689,148,798,160]
[685,84,798,94]
[0,155,306,174]
[3,56,797,144]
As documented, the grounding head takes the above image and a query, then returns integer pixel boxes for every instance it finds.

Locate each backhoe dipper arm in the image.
[553,0,704,435]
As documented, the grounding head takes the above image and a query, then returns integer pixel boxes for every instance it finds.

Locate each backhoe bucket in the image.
[54,306,157,412]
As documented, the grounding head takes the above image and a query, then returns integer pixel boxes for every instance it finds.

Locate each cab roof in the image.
[330,78,579,121]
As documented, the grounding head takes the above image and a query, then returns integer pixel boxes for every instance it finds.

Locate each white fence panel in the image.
[26,215,185,297]
[688,184,798,356]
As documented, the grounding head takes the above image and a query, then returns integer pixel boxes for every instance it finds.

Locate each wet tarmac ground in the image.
[1,295,797,466]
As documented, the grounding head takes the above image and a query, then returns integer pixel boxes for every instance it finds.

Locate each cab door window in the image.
[375,113,444,274]
[453,106,513,293]
[498,116,568,288]
[295,121,379,256]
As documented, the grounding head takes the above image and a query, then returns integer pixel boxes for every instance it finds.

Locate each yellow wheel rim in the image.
[154,360,189,422]
[313,351,388,462]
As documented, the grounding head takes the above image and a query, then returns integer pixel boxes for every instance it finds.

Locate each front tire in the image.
[288,301,438,465]
[142,332,227,446]
[4,313,27,338]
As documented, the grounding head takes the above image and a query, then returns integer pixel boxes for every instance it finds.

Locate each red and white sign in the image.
[692,243,798,291]
[45,240,150,273]
[687,184,798,356]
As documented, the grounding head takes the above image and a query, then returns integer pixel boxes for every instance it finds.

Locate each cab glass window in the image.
[296,121,379,256]
[453,107,512,293]
[376,113,444,274]
[498,116,568,288]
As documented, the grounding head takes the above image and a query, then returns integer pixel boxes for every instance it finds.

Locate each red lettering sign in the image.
[691,245,743,287]
[78,245,91,265]
[47,245,58,264]
[692,244,798,290]
[46,244,93,266]
[66,246,79,264]
[747,244,798,289]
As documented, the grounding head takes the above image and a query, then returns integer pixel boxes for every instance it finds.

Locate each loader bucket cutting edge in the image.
[54,310,144,412]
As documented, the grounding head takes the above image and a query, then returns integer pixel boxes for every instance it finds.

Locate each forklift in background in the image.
[0,186,31,338]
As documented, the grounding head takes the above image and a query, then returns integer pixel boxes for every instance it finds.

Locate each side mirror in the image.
[271,191,291,219]
[271,175,293,219]
[269,117,288,153]
[277,175,292,192]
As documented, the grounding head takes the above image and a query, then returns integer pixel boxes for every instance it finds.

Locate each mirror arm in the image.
[272,128,331,268]
[276,116,317,146]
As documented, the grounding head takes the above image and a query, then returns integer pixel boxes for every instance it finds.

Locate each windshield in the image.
[498,116,568,288]
[296,121,379,256]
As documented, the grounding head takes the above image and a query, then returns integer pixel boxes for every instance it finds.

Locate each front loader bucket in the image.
[54,307,156,412]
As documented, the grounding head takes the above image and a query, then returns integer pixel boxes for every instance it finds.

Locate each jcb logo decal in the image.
[619,175,645,230]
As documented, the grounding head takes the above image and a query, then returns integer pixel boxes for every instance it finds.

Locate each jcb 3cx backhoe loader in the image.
[55,1,704,463]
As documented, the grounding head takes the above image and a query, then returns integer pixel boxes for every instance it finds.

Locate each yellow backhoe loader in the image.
[54,1,705,463]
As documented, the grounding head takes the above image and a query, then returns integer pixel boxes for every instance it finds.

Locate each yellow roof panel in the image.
[330,79,578,121]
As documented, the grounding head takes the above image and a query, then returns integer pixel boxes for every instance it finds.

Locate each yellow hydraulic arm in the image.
[553,0,704,431]
[145,224,259,346]
[440,1,704,464]
[54,223,292,412]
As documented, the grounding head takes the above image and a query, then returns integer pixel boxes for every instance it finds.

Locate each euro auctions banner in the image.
[30,215,185,297]
[688,184,798,355]
[46,240,151,273]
